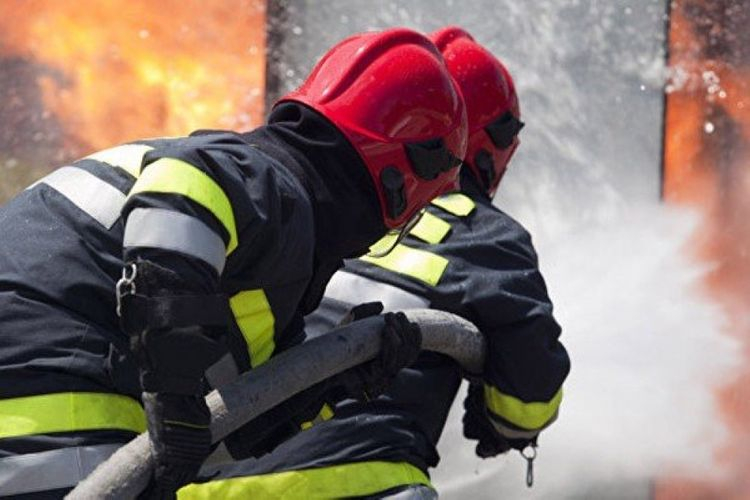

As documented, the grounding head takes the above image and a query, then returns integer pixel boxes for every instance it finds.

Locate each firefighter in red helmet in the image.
[0,28,467,498]
[181,26,569,499]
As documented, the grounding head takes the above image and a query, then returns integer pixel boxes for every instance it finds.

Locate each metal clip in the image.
[521,444,537,488]
[115,263,138,317]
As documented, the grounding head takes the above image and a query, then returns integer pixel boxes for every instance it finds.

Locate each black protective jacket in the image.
[184,173,570,498]
[0,103,383,498]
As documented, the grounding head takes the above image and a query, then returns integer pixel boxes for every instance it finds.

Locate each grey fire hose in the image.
[67,309,485,499]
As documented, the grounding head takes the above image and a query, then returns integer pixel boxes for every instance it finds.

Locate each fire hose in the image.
[67,309,485,499]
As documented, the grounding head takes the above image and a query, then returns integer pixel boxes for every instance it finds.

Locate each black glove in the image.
[119,260,229,498]
[140,393,212,500]
[338,301,384,326]
[463,383,534,458]
[331,311,422,401]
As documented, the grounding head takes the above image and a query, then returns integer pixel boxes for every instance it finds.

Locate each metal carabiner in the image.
[521,443,537,488]
[115,262,138,317]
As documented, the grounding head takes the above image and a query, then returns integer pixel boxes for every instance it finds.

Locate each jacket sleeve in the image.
[452,213,570,440]
[120,132,266,290]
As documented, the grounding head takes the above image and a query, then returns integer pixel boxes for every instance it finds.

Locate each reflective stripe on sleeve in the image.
[230,290,276,368]
[85,144,154,178]
[431,193,476,216]
[408,211,451,244]
[487,415,545,440]
[124,207,227,274]
[177,461,432,500]
[0,444,122,496]
[128,158,238,253]
[361,244,449,287]
[324,271,430,312]
[36,166,125,229]
[483,385,563,431]
[0,392,146,439]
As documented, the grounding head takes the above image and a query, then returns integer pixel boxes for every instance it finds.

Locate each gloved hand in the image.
[331,311,422,401]
[140,393,212,500]
[118,260,229,498]
[463,382,533,458]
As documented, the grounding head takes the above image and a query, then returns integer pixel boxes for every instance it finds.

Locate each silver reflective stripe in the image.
[0,444,121,496]
[324,271,430,312]
[205,352,240,389]
[381,485,438,500]
[488,410,555,440]
[123,208,227,274]
[38,166,125,229]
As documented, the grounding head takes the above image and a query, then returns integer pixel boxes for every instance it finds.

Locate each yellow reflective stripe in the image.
[361,244,448,286]
[408,211,451,244]
[319,403,334,420]
[0,392,146,439]
[129,158,238,253]
[85,144,154,178]
[484,385,563,431]
[300,403,335,430]
[367,233,398,256]
[178,461,432,500]
[230,290,275,368]
[431,193,476,216]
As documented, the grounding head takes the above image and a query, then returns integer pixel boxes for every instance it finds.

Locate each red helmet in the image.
[430,26,524,198]
[277,28,468,228]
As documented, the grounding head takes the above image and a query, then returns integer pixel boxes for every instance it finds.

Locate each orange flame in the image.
[658,1,750,498]
[0,0,266,161]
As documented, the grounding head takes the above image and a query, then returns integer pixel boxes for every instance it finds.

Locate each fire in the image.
[0,0,266,165]
[659,1,750,498]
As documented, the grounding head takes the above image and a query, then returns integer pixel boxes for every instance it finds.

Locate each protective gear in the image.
[463,382,531,458]
[331,311,423,401]
[223,307,420,461]
[117,259,229,495]
[430,26,524,198]
[141,393,212,500]
[279,27,468,229]
[119,260,229,395]
[338,301,385,326]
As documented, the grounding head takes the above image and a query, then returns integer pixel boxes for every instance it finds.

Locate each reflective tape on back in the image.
[408,211,451,244]
[85,144,154,178]
[324,271,430,311]
[431,193,476,216]
[361,244,449,287]
[0,392,146,439]
[177,460,432,500]
[484,385,563,431]
[124,208,227,274]
[230,290,276,368]
[37,166,125,229]
[129,158,238,253]
[0,444,121,496]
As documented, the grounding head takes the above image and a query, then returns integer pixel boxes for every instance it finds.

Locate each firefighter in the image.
[0,28,468,499]
[179,26,570,499]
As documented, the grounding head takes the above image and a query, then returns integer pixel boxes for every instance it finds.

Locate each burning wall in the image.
[658,1,750,498]
[0,0,267,202]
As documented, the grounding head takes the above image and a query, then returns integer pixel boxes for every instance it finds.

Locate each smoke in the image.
[433,204,739,499]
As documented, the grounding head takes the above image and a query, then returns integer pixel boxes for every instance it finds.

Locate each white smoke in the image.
[433,205,739,499]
